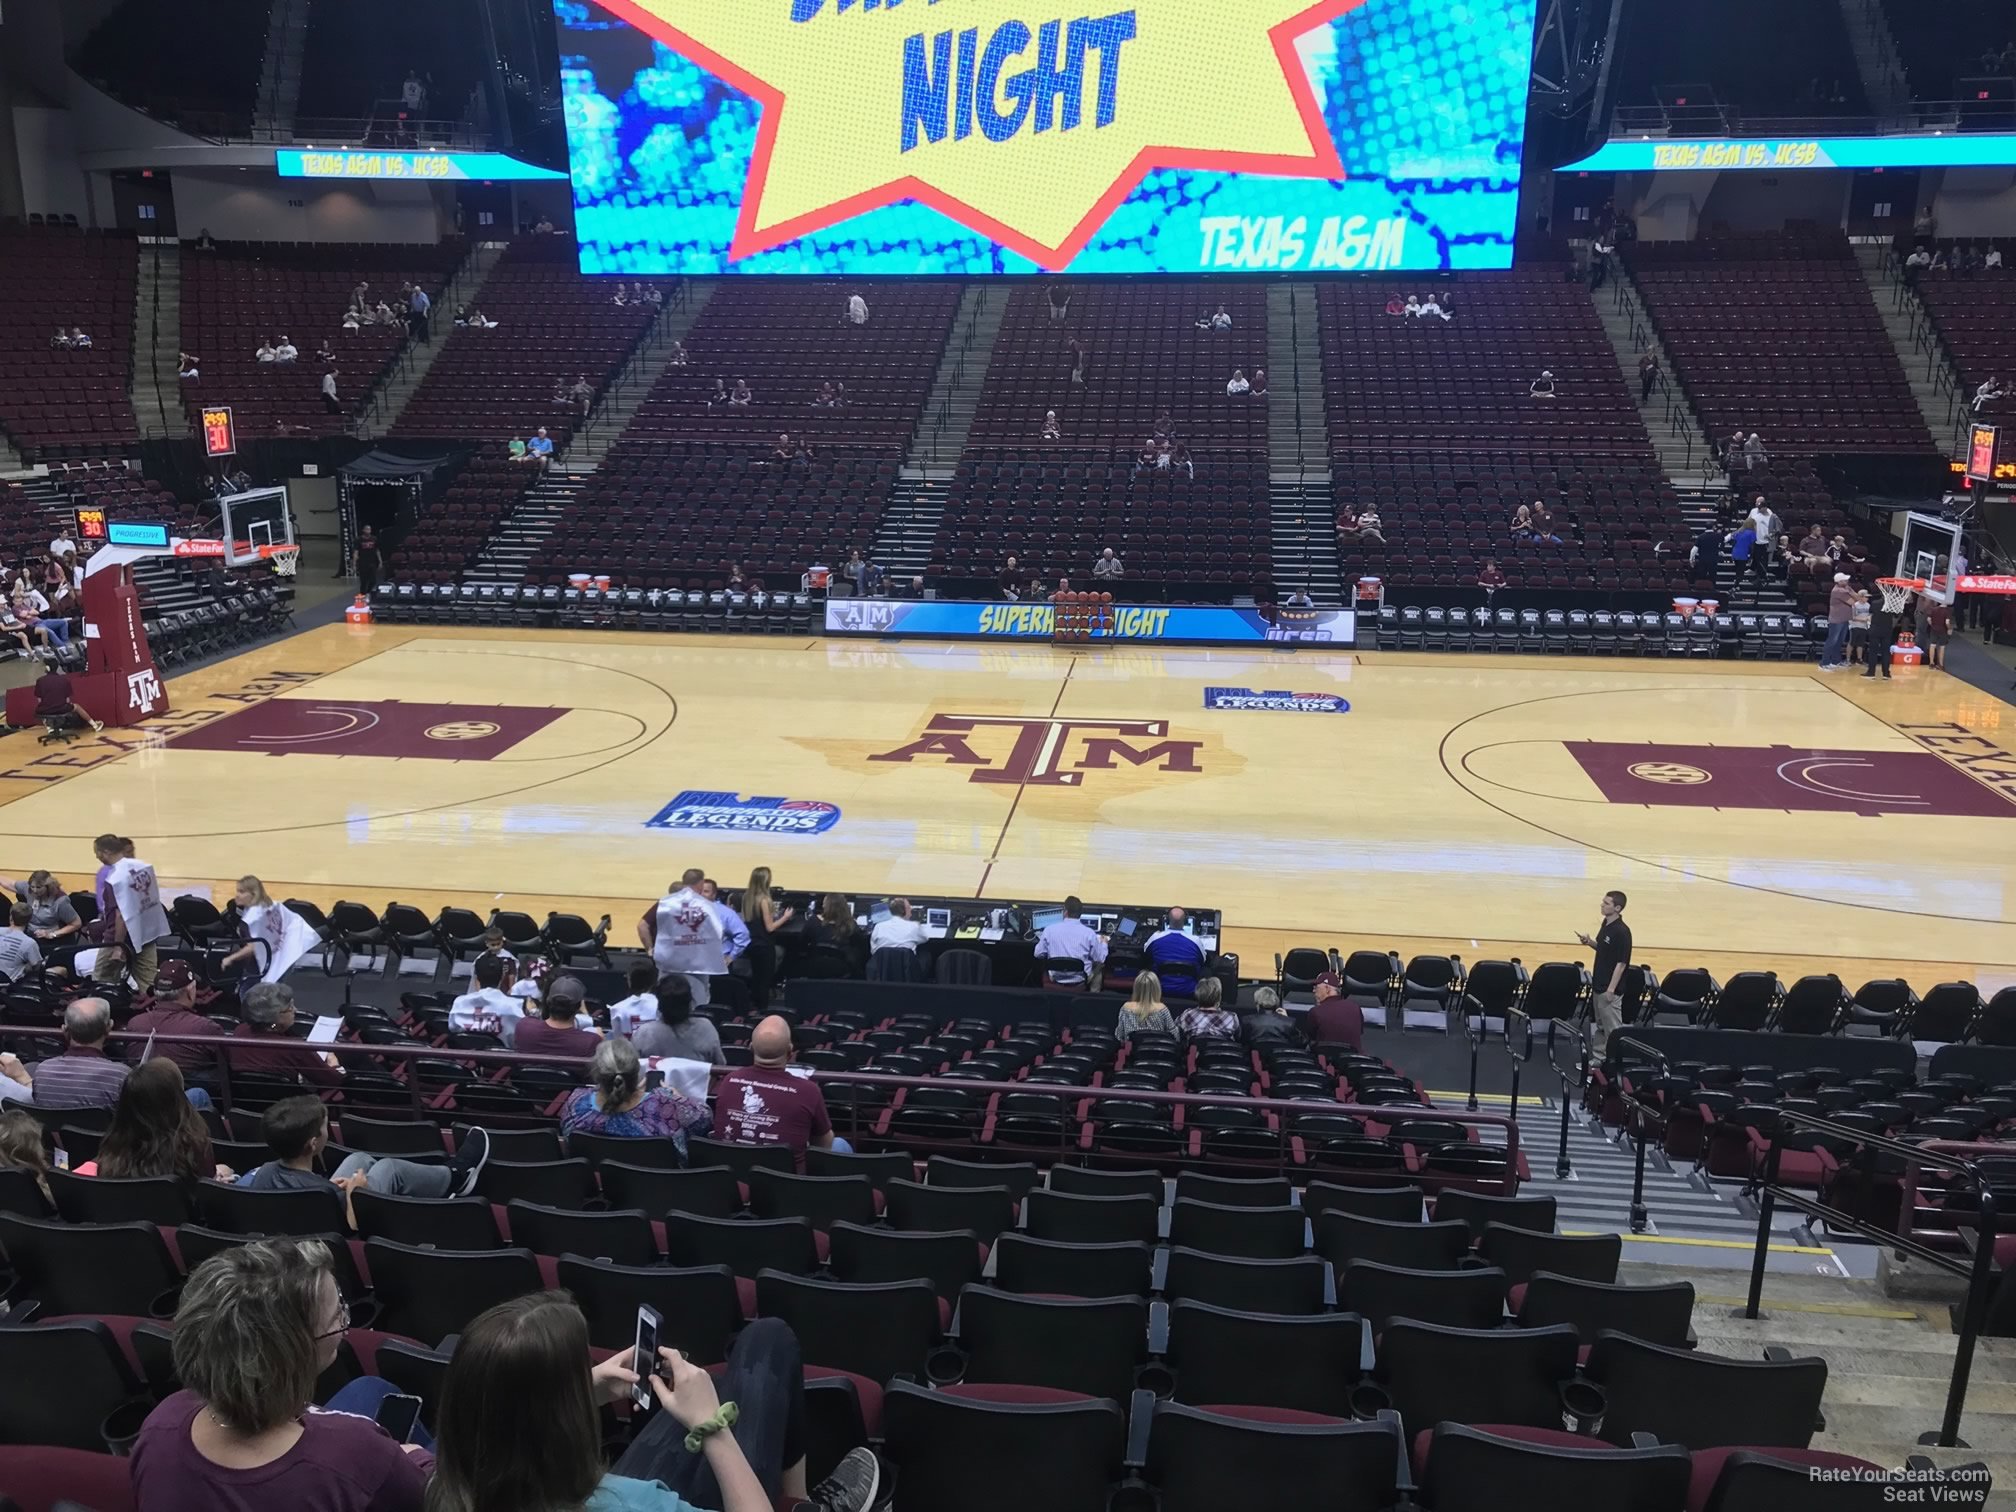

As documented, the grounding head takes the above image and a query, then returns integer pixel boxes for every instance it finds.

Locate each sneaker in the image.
[805,1447,886,1512]
[448,1125,490,1197]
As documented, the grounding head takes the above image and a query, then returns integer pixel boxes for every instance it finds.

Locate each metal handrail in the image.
[1508,1005,1589,1182]
[1739,1105,1997,1449]
[3,1025,1525,1194]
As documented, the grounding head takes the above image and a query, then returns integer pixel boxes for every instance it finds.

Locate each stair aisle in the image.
[1264,282,1338,601]
[1593,272,1709,484]
[906,284,1005,467]
[465,470,587,585]
[131,243,189,441]
[358,240,507,439]
[873,472,950,583]
[1856,244,1968,460]
[563,280,716,472]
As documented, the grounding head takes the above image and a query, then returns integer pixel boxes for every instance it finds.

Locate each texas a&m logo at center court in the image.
[868,714,1204,787]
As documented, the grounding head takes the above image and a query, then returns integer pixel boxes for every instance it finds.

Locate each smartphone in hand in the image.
[374,1393,423,1444]
[632,1305,663,1412]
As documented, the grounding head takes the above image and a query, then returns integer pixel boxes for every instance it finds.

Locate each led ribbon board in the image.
[275,150,569,181]
[1562,134,2016,173]
[554,0,1540,273]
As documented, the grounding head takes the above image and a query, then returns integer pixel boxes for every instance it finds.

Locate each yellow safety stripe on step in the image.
[1424,1091,1549,1106]
[1692,1294,1927,1322]
[1561,1229,1836,1256]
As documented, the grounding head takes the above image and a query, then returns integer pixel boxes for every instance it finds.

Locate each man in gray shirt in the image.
[0,902,43,978]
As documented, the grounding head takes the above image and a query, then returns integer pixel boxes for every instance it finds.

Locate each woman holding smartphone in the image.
[426,1294,884,1512]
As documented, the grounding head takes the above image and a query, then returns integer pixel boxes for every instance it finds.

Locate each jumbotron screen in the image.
[553,0,1540,275]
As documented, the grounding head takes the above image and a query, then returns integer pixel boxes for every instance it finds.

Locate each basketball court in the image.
[2,622,2011,989]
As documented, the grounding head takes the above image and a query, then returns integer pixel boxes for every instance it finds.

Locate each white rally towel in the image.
[643,1055,712,1106]
[106,858,172,949]
[241,900,322,983]
[651,889,726,978]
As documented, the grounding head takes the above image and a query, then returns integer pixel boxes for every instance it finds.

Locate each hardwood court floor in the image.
[2,623,2012,989]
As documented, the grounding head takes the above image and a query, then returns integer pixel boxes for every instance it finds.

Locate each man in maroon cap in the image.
[1307,972,1364,1054]
[124,958,224,1086]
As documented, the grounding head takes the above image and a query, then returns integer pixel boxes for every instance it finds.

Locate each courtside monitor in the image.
[555,0,1541,275]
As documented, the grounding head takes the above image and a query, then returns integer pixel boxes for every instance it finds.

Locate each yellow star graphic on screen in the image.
[600,0,1358,269]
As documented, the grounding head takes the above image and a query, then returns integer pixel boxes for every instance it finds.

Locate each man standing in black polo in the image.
[1577,891,1632,1056]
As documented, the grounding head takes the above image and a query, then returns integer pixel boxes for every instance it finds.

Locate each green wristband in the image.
[683,1401,739,1452]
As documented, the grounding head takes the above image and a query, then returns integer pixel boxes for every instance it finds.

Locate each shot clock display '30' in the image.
[553,0,1539,275]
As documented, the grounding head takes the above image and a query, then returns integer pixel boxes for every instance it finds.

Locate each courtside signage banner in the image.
[1562,134,2016,174]
[553,0,1539,274]
[1205,686,1349,712]
[824,599,1355,643]
[646,791,842,834]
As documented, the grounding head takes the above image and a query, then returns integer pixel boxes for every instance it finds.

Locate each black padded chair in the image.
[1046,1166,1163,1201]
[882,1380,1125,1512]
[1375,1320,1581,1440]
[568,1129,687,1171]
[478,1159,598,1210]
[989,1233,1155,1299]
[363,1239,543,1345]
[1163,1300,1364,1416]
[1584,1332,1826,1449]
[601,1162,742,1218]
[1023,1189,1157,1247]
[1172,1172,1291,1209]
[1145,1400,1402,1512]
[1340,1260,1508,1332]
[554,1255,740,1362]
[1167,1199,1304,1260]
[885,1179,1018,1246]
[756,1271,941,1385]
[352,1191,501,1250]
[826,1221,981,1300]
[1314,1210,1471,1272]
[1433,1189,1556,1239]
[662,1212,818,1277]
[47,1172,190,1227]
[0,1320,154,1454]
[1478,1225,1621,1286]
[953,1286,1148,1403]
[1417,1422,1692,1512]
[506,1201,659,1266]
[1162,1248,1327,1316]
[1302,1182,1425,1224]
[747,1169,877,1231]
[0,1214,182,1316]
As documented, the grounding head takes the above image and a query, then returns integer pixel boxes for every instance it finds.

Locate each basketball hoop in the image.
[1875,577,1921,615]
[268,546,300,578]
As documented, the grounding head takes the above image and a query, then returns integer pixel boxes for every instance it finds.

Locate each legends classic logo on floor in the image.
[167,699,565,761]
[869,714,1205,786]
[1567,741,2016,818]
[646,792,843,835]
[1204,686,1349,713]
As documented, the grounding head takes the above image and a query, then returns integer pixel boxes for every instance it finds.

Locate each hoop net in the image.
[268,546,300,578]
[1875,577,1920,614]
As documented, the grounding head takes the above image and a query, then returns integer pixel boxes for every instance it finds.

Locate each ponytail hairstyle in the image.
[588,1035,643,1113]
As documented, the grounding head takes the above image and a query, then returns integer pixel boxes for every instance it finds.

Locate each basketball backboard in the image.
[217,486,295,568]
[1896,511,1961,606]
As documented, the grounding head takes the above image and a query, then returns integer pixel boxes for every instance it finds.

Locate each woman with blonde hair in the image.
[739,867,795,1008]
[131,1238,434,1509]
[1117,970,1179,1040]
[5,869,82,946]
[219,875,322,987]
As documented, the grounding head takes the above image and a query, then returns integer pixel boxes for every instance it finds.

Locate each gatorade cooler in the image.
[345,595,373,625]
